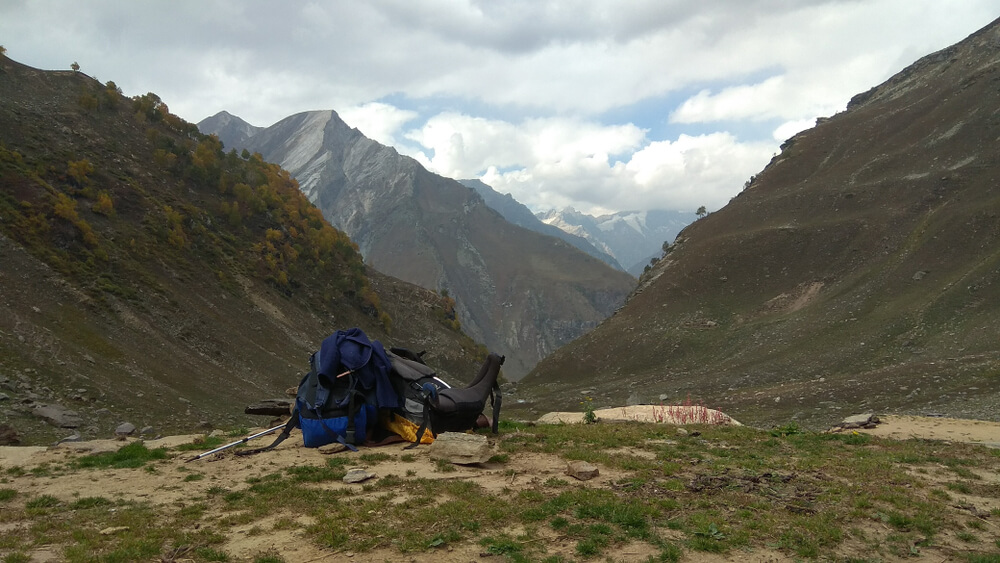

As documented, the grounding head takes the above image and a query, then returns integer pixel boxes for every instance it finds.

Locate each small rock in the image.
[318,442,349,454]
[0,393,9,401]
[115,422,136,437]
[343,468,376,484]
[140,426,154,435]
[94,408,112,416]
[676,427,688,436]
[83,354,96,364]
[99,526,129,535]
[208,429,226,438]
[566,460,600,481]
[429,432,493,465]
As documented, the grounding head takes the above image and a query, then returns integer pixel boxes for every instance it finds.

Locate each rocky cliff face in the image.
[519,17,1000,427]
[201,111,635,379]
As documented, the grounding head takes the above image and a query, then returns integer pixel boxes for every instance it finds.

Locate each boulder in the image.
[840,413,880,429]
[0,424,20,446]
[115,422,136,438]
[32,404,82,428]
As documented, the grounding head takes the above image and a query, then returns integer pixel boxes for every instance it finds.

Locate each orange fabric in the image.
[381,412,434,444]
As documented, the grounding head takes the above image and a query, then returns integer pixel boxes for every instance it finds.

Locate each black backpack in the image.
[386,348,452,431]
[399,352,505,447]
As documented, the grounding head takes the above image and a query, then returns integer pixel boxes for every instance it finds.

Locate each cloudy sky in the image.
[2,1,997,216]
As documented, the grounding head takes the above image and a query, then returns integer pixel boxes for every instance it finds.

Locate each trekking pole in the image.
[186,423,287,462]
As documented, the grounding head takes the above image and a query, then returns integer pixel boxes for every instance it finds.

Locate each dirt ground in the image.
[1,410,999,562]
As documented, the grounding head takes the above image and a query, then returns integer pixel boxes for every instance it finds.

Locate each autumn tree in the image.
[71,61,80,72]
[67,159,94,186]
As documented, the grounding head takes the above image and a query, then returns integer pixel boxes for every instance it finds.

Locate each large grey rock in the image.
[32,404,83,428]
[429,432,493,465]
[115,422,136,437]
[840,413,880,429]
[343,468,376,484]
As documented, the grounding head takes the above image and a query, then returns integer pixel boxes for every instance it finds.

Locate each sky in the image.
[1,1,997,216]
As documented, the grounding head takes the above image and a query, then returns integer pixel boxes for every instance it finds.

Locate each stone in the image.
[343,468,376,484]
[566,460,600,481]
[318,442,349,454]
[32,404,83,428]
[840,413,879,429]
[55,431,82,445]
[140,426,154,435]
[115,422,136,437]
[429,432,493,465]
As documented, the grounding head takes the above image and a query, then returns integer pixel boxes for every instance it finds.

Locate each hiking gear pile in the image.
[241,327,503,454]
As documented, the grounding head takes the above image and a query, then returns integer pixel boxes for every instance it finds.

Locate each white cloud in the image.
[397,110,772,214]
[339,103,419,147]
[0,0,996,215]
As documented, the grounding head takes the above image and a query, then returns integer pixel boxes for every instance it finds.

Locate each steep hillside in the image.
[458,178,625,271]
[200,111,635,379]
[0,56,484,445]
[538,207,693,276]
[519,18,1000,428]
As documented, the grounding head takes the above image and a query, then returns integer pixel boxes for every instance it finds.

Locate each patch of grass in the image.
[358,452,392,465]
[433,458,456,472]
[71,441,168,469]
[173,435,229,452]
[286,463,346,482]
[253,550,286,563]
[0,488,17,502]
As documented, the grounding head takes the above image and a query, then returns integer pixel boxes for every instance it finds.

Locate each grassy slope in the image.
[516,19,1000,429]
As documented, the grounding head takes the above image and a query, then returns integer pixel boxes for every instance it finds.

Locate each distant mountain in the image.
[197,110,261,149]
[458,179,625,272]
[200,111,635,379]
[537,208,694,276]
[519,17,1000,429]
[0,55,483,445]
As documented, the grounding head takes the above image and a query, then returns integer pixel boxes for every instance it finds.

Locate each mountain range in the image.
[198,111,636,379]
[537,207,694,277]
[517,16,1000,429]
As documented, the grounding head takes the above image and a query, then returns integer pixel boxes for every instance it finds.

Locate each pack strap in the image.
[235,407,300,456]
[405,398,433,450]
[491,381,502,434]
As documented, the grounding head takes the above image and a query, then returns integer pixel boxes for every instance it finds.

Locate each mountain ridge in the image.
[0,55,484,445]
[517,16,1000,428]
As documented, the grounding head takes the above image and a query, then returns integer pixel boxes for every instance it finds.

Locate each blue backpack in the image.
[245,328,400,453]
